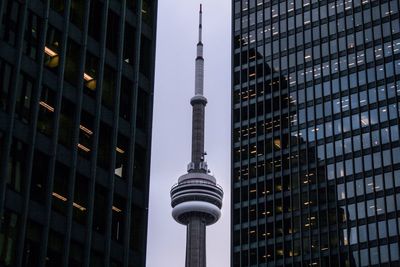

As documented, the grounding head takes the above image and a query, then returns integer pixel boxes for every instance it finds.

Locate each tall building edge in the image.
[230,0,237,266]
[141,0,158,265]
[0,0,158,266]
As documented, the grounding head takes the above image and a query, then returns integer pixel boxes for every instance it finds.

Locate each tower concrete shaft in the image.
[185,215,207,267]
[170,5,223,267]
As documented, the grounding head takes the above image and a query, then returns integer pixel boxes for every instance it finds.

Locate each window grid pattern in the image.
[0,0,157,266]
[232,0,400,266]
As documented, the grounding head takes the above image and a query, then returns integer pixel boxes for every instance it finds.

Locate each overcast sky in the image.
[146,1,231,266]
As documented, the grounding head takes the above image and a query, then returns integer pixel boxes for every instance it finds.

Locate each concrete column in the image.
[185,215,207,267]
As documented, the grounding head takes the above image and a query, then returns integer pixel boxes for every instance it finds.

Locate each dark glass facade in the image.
[0,0,157,266]
[232,0,400,266]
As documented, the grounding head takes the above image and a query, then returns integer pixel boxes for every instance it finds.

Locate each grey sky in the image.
[146,1,231,266]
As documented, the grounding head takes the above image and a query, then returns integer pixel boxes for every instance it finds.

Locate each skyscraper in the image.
[0,0,157,266]
[170,5,224,267]
[232,0,400,266]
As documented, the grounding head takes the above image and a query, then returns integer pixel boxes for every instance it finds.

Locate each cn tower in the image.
[170,5,224,267]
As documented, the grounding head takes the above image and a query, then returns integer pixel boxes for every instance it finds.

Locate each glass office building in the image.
[0,0,157,266]
[232,0,400,266]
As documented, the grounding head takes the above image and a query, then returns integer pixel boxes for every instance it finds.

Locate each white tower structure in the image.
[170,5,224,267]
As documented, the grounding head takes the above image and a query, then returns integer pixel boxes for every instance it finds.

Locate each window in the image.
[351,114,360,130]
[73,174,89,224]
[335,140,343,156]
[392,19,400,34]
[380,106,388,122]
[64,39,81,86]
[358,224,367,242]
[123,24,136,66]
[69,241,84,265]
[140,35,153,78]
[384,172,393,190]
[353,157,362,174]
[336,162,344,178]
[78,110,94,159]
[24,11,42,60]
[102,65,116,109]
[374,175,383,192]
[0,210,19,265]
[136,89,149,131]
[50,0,64,14]
[368,222,377,241]
[37,87,55,136]
[393,147,400,164]
[360,112,369,127]
[378,220,387,239]
[0,60,13,111]
[356,179,364,196]
[93,184,107,234]
[106,10,120,54]
[44,26,61,70]
[333,98,341,114]
[363,155,372,171]
[7,138,28,193]
[133,144,147,190]
[130,205,146,252]
[119,78,133,121]
[337,184,345,200]
[58,98,75,149]
[114,133,128,178]
[307,106,314,122]
[370,247,379,265]
[343,138,351,154]
[334,119,341,135]
[388,219,398,236]
[30,150,49,202]
[70,0,85,29]
[84,53,98,95]
[1,0,23,46]
[382,150,391,166]
[327,164,335,180]
[388,104,398,120]
[371,130,380,146]
[326,143,334,158]
[88,1,103,41]
[347,181,354,198]
[381,128,390,144]
[112,194,126,243]
[97,122,112,169]
[347,204,356,220]
[15,72,34,123]
[391,125,399,141]
[22,221,42,265]
[390,243,399,261]
[51,162,70,216]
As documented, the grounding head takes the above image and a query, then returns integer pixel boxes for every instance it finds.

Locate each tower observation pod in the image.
[170,5,224,267]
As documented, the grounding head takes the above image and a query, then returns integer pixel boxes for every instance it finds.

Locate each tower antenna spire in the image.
[195,3,204,97]
[192,2,206,166]
[199,4,202,43]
